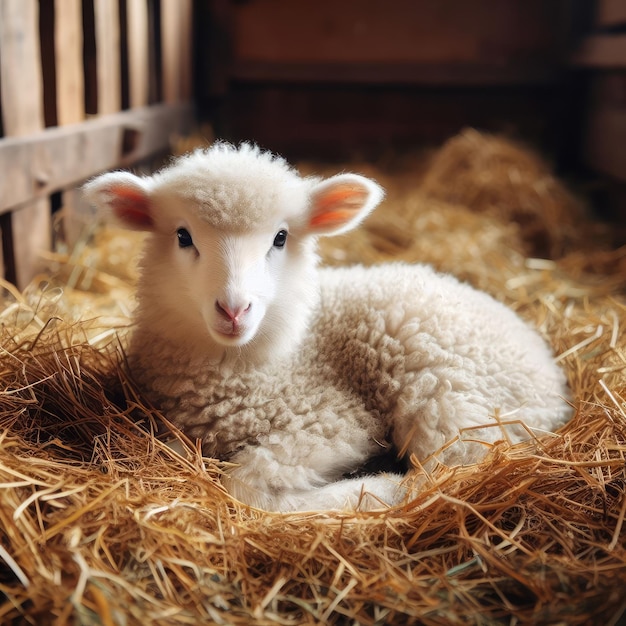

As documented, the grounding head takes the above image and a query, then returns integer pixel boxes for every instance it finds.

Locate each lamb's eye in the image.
[177,228,193,248]
[273,229,288,249]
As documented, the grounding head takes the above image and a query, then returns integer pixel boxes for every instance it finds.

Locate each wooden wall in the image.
[199,0,580,162]
[231,0,564,80]
[574,0,626,196]
[563,0,626,223]
[1,0,621,290]
[0,0,195,288]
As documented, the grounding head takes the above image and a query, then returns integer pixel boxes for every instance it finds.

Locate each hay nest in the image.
[418,128,594,259]
[1,131,626,625]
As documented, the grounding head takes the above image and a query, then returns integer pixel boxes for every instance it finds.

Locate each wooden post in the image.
[179,0,194,101]
[0,0,50,287]
[55,0,85,126]
[161,0,181,103]
[55,0,88,247]
[127,0,150,108]
[94,0,122,115]
[162,0,194,103]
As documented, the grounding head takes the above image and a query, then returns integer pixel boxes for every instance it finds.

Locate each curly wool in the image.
[130,262,569,489]
[86,142,571,512]
[152,142,316,232]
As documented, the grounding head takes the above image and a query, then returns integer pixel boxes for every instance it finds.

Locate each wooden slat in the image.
[94,0,121,114]
[179,0,194,100]
[55,0,84,125]
[231,61,561,86]
[0,103,195,214]
[55,0,87,246]
[127,0,150,108]
[0,0,50,287]
[161,0,183,103]
[0,1,44,133]
[233,0,560,65]
[596,0,626,27]
[573,35,626,68]
[161,0,194,103]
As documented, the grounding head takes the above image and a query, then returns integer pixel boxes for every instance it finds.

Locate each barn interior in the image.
[0,2,625,624]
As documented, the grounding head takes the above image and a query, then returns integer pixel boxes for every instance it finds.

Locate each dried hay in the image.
[1,131,626,625]
[419,128,596,259]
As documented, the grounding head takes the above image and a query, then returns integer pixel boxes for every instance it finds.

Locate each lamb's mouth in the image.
[217,329,242,339]
[212,325,251,345]
[213,317,242,336]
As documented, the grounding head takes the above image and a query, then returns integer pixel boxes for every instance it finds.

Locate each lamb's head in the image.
[84,142,384,361]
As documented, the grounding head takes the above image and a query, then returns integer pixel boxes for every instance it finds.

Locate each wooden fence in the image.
[0,0,195,288]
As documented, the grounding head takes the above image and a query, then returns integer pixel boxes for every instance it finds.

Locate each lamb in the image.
[84,142,572,512]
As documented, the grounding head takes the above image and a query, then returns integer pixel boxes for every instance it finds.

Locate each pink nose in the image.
[215,300,251,322]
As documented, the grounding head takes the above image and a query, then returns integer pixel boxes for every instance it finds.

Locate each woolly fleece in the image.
[85,143,571,512]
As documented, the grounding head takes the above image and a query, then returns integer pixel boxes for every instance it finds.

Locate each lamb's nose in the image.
[215,300,251,322]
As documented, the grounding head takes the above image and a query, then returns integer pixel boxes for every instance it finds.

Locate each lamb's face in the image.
[197,229,289,347]
[141,164,317,353]
[155,208,300,349]
[84,143,384,359]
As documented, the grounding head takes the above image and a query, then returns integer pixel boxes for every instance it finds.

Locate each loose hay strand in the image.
[0,543,30,588]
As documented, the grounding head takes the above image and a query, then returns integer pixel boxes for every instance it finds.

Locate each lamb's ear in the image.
[83,171,153,230]
[306,174,384,236]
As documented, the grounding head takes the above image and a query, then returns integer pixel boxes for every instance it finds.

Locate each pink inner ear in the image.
[111,186,153,228]
[310,208,358,229]
[309,184,367,229]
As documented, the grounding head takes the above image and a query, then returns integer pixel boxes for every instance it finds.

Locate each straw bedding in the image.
[1,130,625,625]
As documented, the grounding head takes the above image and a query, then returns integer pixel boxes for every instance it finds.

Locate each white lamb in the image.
[84,142,571,512]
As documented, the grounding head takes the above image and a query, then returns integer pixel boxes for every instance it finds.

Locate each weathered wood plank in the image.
[94,0,121,114]
[233,0,560,65]
[55,0,85,125]
[161,0,194,103]
[573,35,626,68]
[127,0,150,108]
[596,0,626,27]
[0,103,195,214]
[55,0,87,245]
[178,0,194,100]
[0,0,44,133]
[0,0,51,287]
[161,0,183,103]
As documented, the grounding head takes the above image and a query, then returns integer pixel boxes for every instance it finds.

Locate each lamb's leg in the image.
[290,473,406,512]
[223,445,405,512]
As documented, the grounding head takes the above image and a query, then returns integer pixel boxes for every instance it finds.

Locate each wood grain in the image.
[0,103,194,214]
[127,0,150,108]
[233,0,559,66]
[596,0,626,27]
[55,0,85,126]
[54,0,87,246]
[161,0,194,103]
[94,0,121,114]
[0,0,50,286]
[573,35,626,68]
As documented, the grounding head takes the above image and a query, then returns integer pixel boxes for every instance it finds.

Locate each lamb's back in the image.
[314,262,570,461]
[128,261,569,470]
